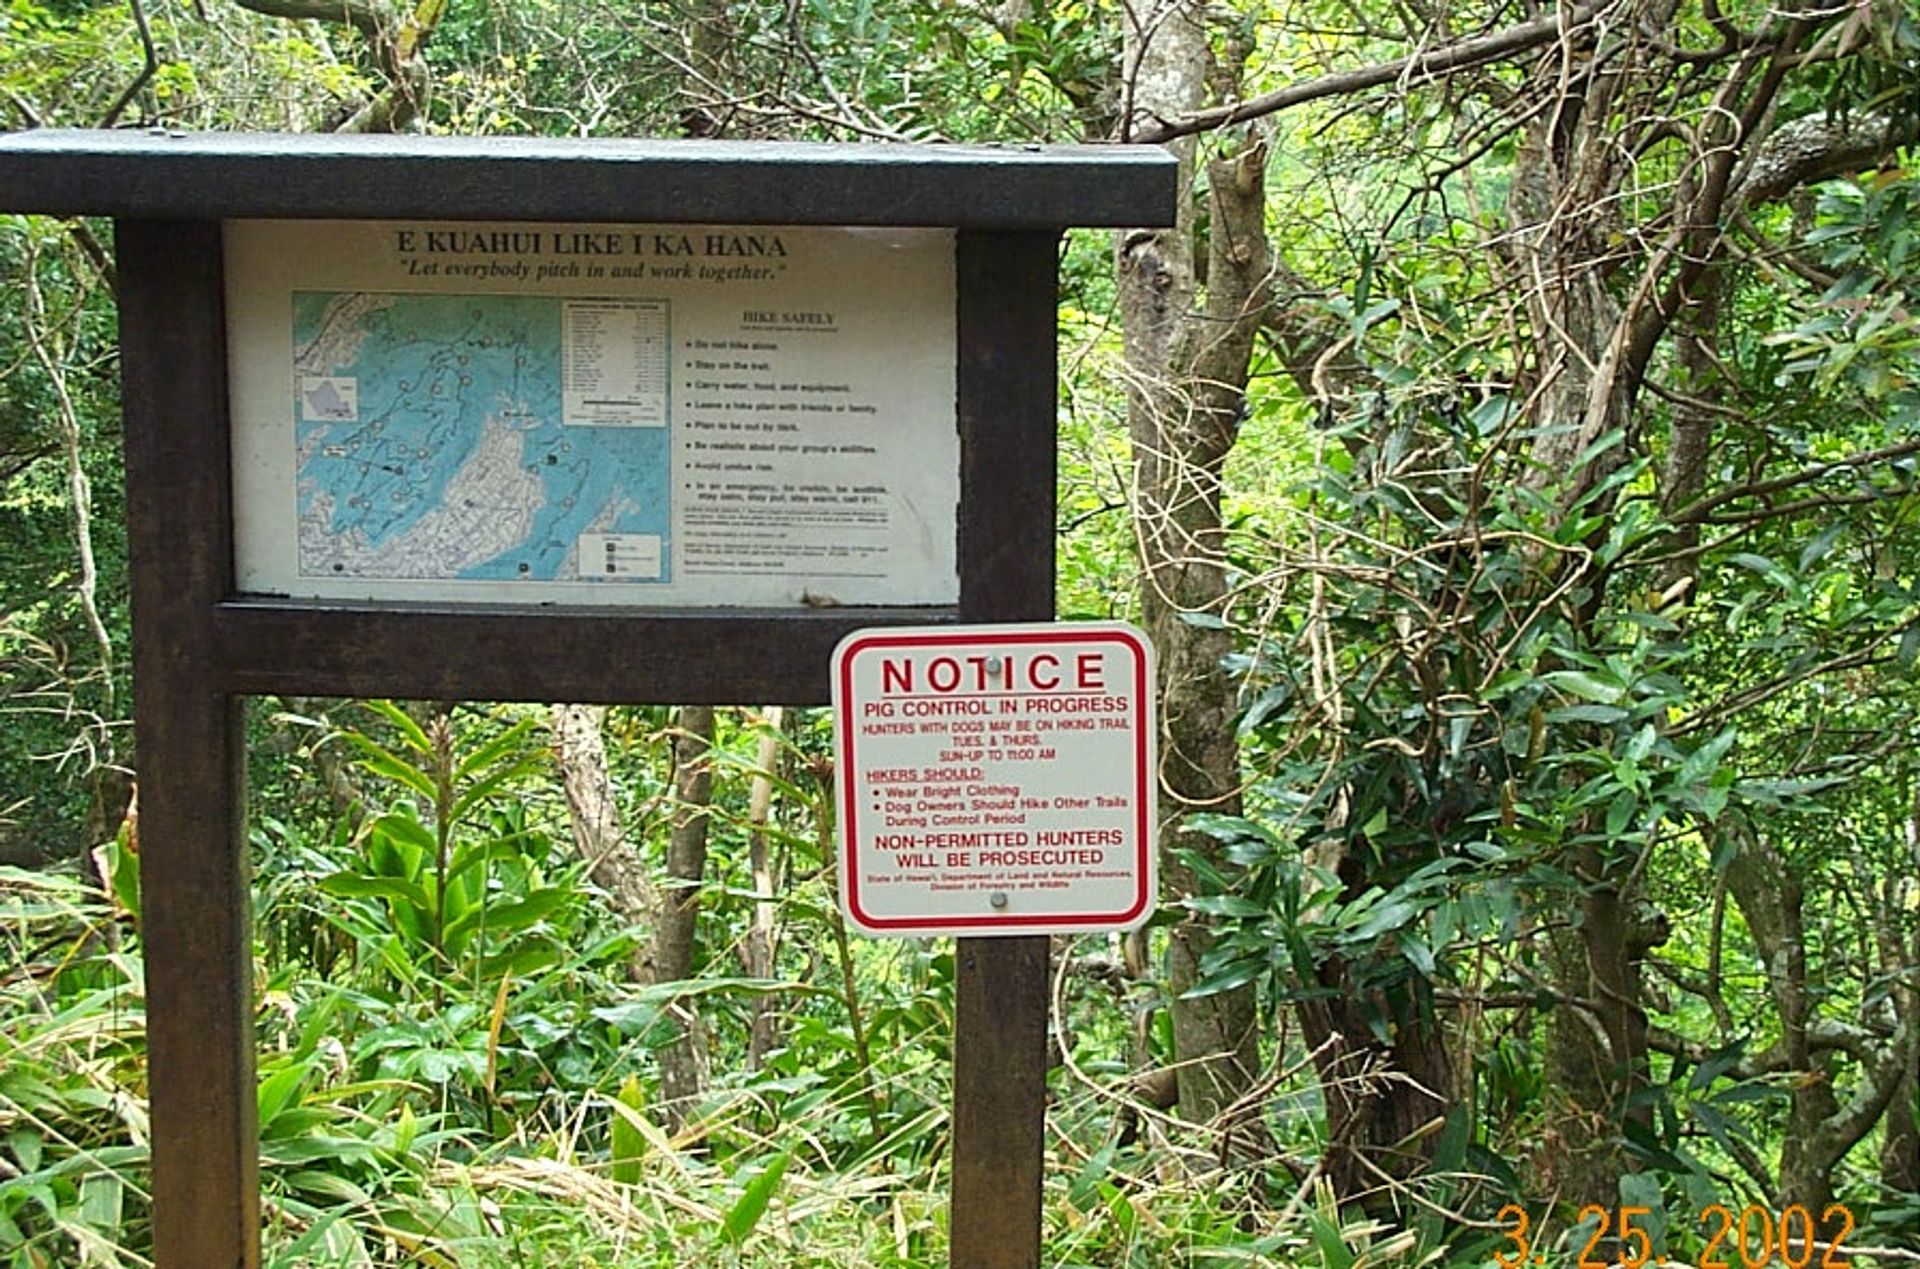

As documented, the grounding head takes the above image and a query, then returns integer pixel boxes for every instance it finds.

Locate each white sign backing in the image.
[832,622,1157,938]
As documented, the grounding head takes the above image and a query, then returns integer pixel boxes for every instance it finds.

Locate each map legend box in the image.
[562,298,669,428]
[578,532,662,579]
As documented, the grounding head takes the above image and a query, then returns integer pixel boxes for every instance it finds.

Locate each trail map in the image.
[293,292,670,585]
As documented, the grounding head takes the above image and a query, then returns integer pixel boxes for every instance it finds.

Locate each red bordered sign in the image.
[831,622,1157,938]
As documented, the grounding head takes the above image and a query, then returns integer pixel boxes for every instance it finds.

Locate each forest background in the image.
[2,0,1919,1265]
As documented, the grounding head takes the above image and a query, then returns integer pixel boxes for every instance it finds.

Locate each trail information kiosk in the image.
[0,128,1174,1269]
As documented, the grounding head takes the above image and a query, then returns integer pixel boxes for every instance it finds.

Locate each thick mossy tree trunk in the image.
[1541,849,1665,1210]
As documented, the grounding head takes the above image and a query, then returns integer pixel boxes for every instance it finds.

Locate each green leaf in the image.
[1184,894,1266,918]
[451,756,552,824]
[392,1102,418,1157]
[1689,1099,1741,1155]
[1546,704,1629,725]
[1733,775,1850,807]
[77,1173,122,1233]
[1180,958,1263,999]
[448,833,542,885]
[256,1060,313,1134]
[104,836,141,922]
[1627,724,1657,763]
[1398,932,1436,976]
[455,714,542,780]
[1605,790,1638,839]
[610,1076,648,1186]
[1798,521,1846,570]
[364,698,433,756]
[1186,814,1283,850]
[343,733,438,803]
[368,810,436,858]
[721,1151,790,1246]
[1468,394,1513,436]
[1345,896,1418,942]
[1571,427,1627,470]
[319,872,432,915]
[1543,670,1625,703]
[8,1130,43,1174]
[1618,1172,1667,1254]
[1729,552,1796,592]
[442,886,572,945]
[477,941,565,980]
[1068,1143,1118,1213]
[1310,1212,1356,1269]
[1435,1106,1471,1175]
[1676,728,1737,788]
[286,1170,379,1212]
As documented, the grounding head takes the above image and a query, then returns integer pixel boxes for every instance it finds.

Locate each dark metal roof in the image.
[0,128,1176,228]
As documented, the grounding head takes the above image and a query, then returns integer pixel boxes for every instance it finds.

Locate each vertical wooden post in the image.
[118,219,261,1268]
[950,230,1059,1268]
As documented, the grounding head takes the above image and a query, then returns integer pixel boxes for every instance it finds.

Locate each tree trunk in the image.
[1295,956,1455,1202]
[1878,795,1920,1198]
[743,707,784,1069]
[1884,1063,1920,1198]
[1541,840,1664,1211]
[1117,0,1266,1122]
[1726,835,1833,1211]
[1503,13,1657,1205]
[552,703,656,982]
[644,704,716,1132]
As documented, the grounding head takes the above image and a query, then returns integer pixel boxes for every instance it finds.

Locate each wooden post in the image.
[949,230,1059,1268]
[118,218,261,1268]
[951,936,1052,1267]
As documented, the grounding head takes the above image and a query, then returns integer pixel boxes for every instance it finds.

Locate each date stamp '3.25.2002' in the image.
[1494,1202,1858,1269]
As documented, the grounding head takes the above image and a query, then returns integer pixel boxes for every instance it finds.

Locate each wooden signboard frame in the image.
[0,129,1173,1269]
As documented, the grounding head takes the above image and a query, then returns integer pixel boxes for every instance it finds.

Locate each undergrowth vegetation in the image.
[2,702,1369,1267]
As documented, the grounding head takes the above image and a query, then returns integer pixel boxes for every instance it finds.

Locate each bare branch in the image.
[231,0,392,45]
[99,0,157,129]
[1671,436,1920,525]
[1736,110,1920,207]
[1127,1,1614,144]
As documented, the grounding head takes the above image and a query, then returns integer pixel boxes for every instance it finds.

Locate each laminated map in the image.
[293,292,670,586]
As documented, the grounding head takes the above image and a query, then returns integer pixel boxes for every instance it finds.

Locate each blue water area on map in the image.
[294,291,670,583]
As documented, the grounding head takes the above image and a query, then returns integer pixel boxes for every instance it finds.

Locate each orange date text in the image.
[1493,1201,1856,1269]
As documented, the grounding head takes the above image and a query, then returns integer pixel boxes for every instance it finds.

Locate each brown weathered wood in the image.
[948,230,1059,1269]
[956,233,1059,615]
[951,936,1052,1269]
[117,219,260,1269]
[210,600,953,704]
[0,129,1176,229]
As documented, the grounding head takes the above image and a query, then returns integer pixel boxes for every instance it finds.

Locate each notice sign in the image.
[225,220,958,608]
[832,623,1157,937]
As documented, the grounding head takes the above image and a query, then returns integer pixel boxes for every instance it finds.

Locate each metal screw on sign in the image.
[985,655,1004,677]
[989,891,1009,908]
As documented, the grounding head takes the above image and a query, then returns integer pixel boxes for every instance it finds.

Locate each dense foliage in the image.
[3,0,1919,1265]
